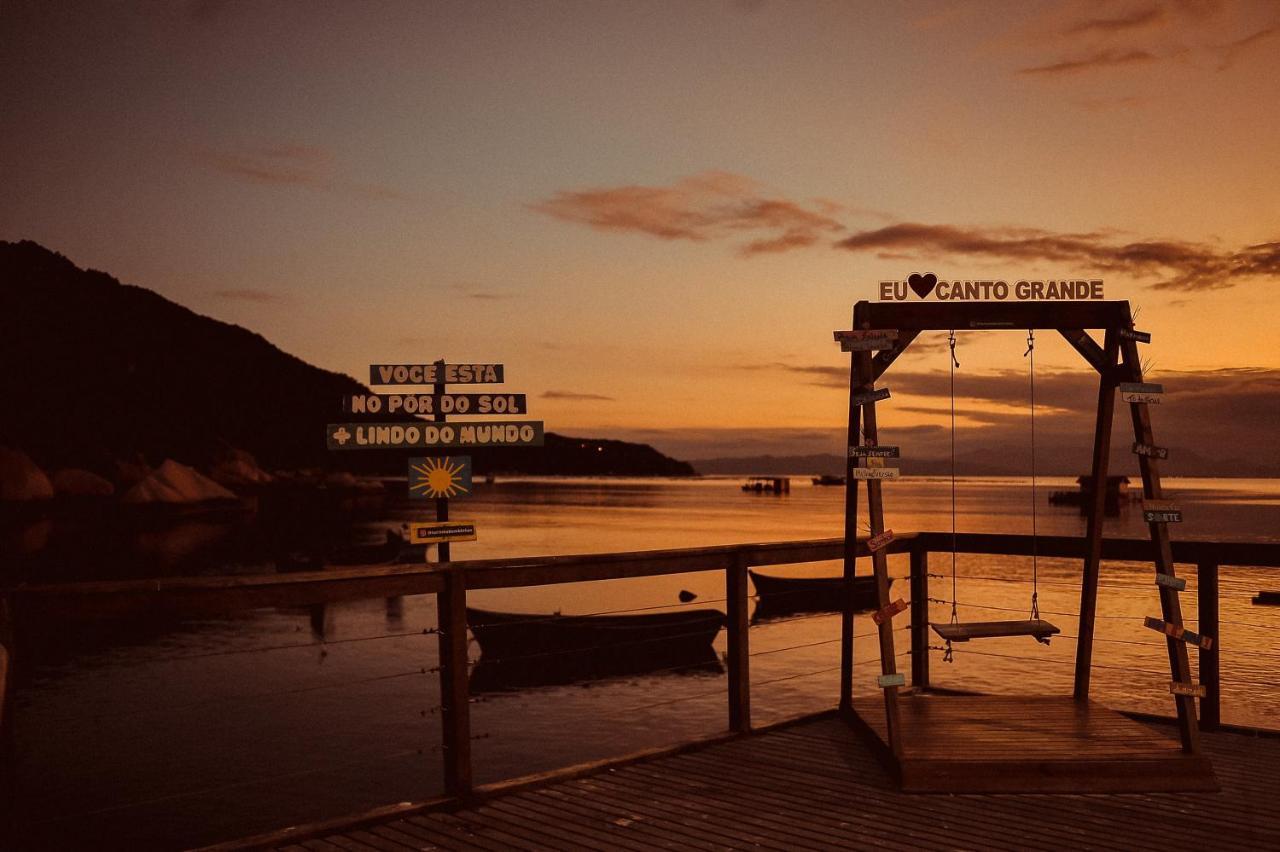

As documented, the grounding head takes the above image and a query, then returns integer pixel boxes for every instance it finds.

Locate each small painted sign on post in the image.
[852,467,900,480]
[1169,681,1207,698]
[408,456,473,499]
[1120,382,1163,404]
[327,421,544,450]
[850,445,900,458]
[1132,442,1169,460]
[877,672,906,689]
[1120,328,1151,343]
[852,388,891,407]
[348,393,527,416]
[370,364,504,385]
[1143,616,1213,650]
[1155,573,1187,592]
[835,329,899,351]
[1143,500,1182,524]
[872,598,908,626]
[867,529,895,553]
[405,520,477,544]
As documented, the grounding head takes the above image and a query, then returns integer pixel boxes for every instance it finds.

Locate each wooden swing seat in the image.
[930,619,1060,643]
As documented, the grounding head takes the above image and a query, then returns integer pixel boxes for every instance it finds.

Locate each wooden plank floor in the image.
[283,715,1280,851]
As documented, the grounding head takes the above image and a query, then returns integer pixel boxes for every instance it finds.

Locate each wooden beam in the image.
[1073,327,1120,701]
[909,546,929,689]
[840,305,863,711]
[1058,328,1107,373]
[726,554,751,733]
[857,300,1129,331]
[871,329,920,381]
[1198,561,1220,731]
[0,594,11,745]
[437,568,472,795]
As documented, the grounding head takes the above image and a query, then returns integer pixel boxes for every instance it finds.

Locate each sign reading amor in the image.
[327,421,543,450]
[370,363,504,385]
[879,272,1104,302]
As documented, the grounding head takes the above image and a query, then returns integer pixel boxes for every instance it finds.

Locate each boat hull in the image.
[749,570,881,618]
[466,607,725,661]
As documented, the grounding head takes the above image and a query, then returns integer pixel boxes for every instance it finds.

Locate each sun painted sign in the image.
[879,273,1105,301]
[408,456,473,499]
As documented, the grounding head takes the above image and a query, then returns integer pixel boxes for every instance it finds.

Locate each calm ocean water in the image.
[5,476,1280,848]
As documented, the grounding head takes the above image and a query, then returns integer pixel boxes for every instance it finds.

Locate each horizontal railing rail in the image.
[2,531,1277,799]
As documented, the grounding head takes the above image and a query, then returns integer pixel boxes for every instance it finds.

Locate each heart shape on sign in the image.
[907,272,938,299]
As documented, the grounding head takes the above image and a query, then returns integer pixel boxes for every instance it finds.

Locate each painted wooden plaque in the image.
[348,393,527,416]
[1155,573,1187,591]
[1132,442,1169,460]
[405,520,477,544]
[1144,616,1213,650]
[835,329,899,352]
[1119,328,1152,343]
[1169,681,1206,698]
[369,363,504,385]
[850,445,900,458]
[408,456,473,499]
[327,421,544,450]
[1143,500,1182,524]
[852,467,900,480]
[872,597,908,625]
[877,672,906,689]
[1120,382,1163,404]
[867,529,895,553]
[851,388,891,407]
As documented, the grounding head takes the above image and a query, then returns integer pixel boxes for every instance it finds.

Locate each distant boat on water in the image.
[466,607,724,659]
[1254,591,1280,606]
[742,477,790,494]
[811,475,845,486]
[1048,475,1137,515]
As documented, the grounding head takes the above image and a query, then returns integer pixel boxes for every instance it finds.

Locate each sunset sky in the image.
[3,0,1278,461]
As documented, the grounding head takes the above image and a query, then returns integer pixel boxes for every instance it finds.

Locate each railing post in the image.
[0,594,13,747]
[1197,561,1220,731]
[909,544,930,690]
[726,553,751,733]
[437,568,472,796]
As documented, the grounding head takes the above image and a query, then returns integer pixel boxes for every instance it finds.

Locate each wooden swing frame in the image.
[838,299,1217,793]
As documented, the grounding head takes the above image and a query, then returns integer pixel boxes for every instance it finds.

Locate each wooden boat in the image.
[742,477,790,493]
[466,607,724,660]
[811,475,846,486]
[749,570,881,617]
[1253,591,1280,606]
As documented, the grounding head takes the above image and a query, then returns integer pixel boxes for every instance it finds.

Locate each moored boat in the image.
[749,570,882,616]
[466,607,724,660]
[811,475,845,486]
[1253,591,1280,606]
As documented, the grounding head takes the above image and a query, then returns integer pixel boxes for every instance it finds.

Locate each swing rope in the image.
[1024,329,1041,624]
[944,329,959,663]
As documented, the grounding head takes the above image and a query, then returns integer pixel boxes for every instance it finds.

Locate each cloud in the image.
[1063,6,1164,36]
[542,390,616,401]
[1215,23,1280,70]
[191,143,407,200]
[1018,48,1157,76]
[213,288,282,303]
[735,362,847,390]
[530,171,845,256]
[835,222,1280,291]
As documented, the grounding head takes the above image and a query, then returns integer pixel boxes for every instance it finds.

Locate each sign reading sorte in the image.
[405,520,477,544]
[370,363,504,385]
[408,456,473,499]
[328,421,543,450]
[347,393,527,415]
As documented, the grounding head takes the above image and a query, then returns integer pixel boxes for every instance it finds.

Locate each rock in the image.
[209,447,274,488]
[0,446,54,501]
[122,459,237,504]
[51,468,115,497]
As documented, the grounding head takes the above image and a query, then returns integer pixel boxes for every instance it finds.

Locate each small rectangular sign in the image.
[348,393,527,416]
[1144,616,1213,650]
[852,388,891,407]
[1169,681,1206,698]
[872,598,908,626]
[369,364,504,385]
[834,329,897,342]
[328,421,544,450]
[867,529,895,553]
[877,673,906,689]
[1132,442,1169,460]
[852,467,900,480]
[408,456,473,499]
[1155,573,1187,591]
[1143,500,1182,524]
[835,329,899,352]
[850,445,900,458]
[1120,328,1152,343]
[1120,382,1163,404]
[405,520,477,544]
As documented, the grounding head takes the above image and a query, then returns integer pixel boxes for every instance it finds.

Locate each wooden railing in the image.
[2,532,1278,795]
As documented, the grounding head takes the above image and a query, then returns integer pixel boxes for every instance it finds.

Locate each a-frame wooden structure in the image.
[838,300,1217,793]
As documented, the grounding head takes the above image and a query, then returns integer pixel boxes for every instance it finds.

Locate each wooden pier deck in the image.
[247,713,1280,851]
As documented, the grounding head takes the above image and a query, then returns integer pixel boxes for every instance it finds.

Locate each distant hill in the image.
[0,240,692,477]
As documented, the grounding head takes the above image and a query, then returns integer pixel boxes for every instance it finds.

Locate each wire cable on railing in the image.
[140,627,439,664]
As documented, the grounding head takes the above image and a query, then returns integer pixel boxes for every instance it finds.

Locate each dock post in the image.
[726,553,751,733]
[1197,561,1220,731]
[909,545,929,690]
[437,568,472,796]
[0,594,12,748]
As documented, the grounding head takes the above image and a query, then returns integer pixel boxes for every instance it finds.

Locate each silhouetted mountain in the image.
[0,241,692,477]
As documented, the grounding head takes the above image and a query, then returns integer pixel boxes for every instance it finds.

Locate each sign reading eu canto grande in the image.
[370,363,503,385]
[327,420,543,450]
